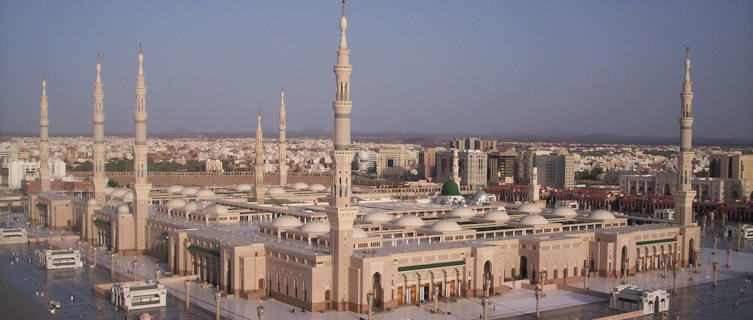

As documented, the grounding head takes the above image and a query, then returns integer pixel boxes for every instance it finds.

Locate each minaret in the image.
[327,0,358,311]
[529,162,540,202]
[451,148,460,186]
[92,54,108,207]
[255,109,265,204]
[279,86,288,186]
[673,47,696,226]
[132,42,151,251]
[39,75,51,192]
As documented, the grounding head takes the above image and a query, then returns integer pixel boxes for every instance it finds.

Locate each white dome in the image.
[182,187,199,196]
[517,203,542,214]
[116,204,130,214]
[184,201,204,212]
[267,187,286,196]
[167,185,184,194]
[292,182,309,190]
[482,210,510,222]
[166,199,187,208]
[309,184,327,192]
[299,220,330,233]
[110,188,127,198]
[196,189,215,198]
[87,199,98,207]
[271,215,303,228]
[449,207,475,218]
[394,215,425,228]
[363,212,391,223]
[236,184,252,192]
[430,221,463,232]
[352,227,368,239]
[518,214,549,225]
[551,207,577,218]
[588,209,616,220]
[203,204,228,215]
[121,191,134,202]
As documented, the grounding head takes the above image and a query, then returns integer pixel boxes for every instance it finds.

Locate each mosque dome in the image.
[449,206,475,218]
[299,220,330,233]
[309,184,327,192]
[117,205,131,214]
[518,214,549,225]
[182,187,199,196]
[203,204,228,215]
[267,187,286,196]
[440,180,460,196]
[87,199,98,207]
[363,212,391,223]
[236,184,252,192]
[482,210,510,222]
[110,188,127,199]
[352,227,368,239]
[292,182,309,190]
[588,209,616,220]
[471,190,490,204]
[394,215,425,228]
[271,215,303,228]
[551,207,577,218]
[517,203,542,214]
[166,199,187,208]
[430,221,463,232]
[121,191,134,202]
[196,189,215,198]
[184,201,204,212]
[167,185,184,194]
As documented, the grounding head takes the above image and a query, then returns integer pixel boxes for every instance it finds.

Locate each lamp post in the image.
[154,264,161,281]
[712,261,719,288]
[215,287,222,320]
[672,259,678,294]
[583,264,590,290]
[481,279,490,320]
[738,225,743,252]
[91,245,97,268]
[535,271,547,319]
[726,242,731,268]
[432,284,438,314]
[713,234,718,255]
[256,303,264,320]
[110,253,117,278]
[132,258,139,280]
[184,279,190,310]
[622,257,629,284]
[367,292,374,320]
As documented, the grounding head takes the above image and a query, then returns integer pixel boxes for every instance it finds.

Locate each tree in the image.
[107,180,119,188]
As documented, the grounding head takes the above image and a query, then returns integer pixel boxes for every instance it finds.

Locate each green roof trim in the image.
[160,232,169,237]
[637,237,676,246]
[188,244,220,257]
[440,180,460,196]
[93,219,111,226]
[398,260,465,272]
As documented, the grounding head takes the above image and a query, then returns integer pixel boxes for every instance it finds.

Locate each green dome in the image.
[440,180,460,196]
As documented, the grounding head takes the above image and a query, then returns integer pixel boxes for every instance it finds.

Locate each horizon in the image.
[1,0,752,140]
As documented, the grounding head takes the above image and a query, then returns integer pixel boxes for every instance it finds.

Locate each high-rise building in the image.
[435,149,487,188]
[534,149,575,189]
[418,147,441,181]
[487,151,516,184]
[450,137,497,152]
[376,148,408,179]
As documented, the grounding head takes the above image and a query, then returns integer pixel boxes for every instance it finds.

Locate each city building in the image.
[418,147,441,182]
[609,285,669,315]
[377,148,409,179]
[205,159,224,173]
[450,137,497,152]
[435,149,488,188]
[620,173,750,203]
[535,149,575,189]
[487,151,516,184]
[41,249,83,270]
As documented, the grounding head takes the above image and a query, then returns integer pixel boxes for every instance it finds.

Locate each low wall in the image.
[592,310,644,320]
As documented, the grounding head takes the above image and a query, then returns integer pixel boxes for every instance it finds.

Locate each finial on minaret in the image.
[339,0,348,48]
[96,53,102,82]
[341,0,346,16]
[684,47,691,82]
[41,74,46,95]
[137,41,144,76]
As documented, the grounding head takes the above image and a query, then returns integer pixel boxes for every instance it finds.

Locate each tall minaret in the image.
[327,0,358,311]
[278,86,288,186]
[132,42,151,250]
[451,148,460,186]
[529,162,540,202]
[673,47,696,226]
[92,54,108,207]
[255,109,265,204]
[39,75,51,192]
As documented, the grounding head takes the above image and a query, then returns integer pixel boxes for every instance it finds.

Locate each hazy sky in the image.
[1,0,751,139]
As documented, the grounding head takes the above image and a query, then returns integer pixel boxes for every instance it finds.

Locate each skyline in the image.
[1,0,752,140]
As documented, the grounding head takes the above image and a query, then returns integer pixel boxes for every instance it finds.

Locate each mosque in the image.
[28,1,700,314]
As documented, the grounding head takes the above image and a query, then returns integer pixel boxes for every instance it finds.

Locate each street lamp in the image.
[184,279,191,310]
[110,253,117,278]
[712,261,719,288]
[481,278,491,320]
[622,256,629,284]
[726,242,731,268]
[154,264,161,281]
[256,303,265,320]
[583,261,590,290]
[215,287,222,320]
[367,291,374,320]
[672,259,678,294]
[535,271,547,319]
[132,258,138,280]
[432,284,439,314]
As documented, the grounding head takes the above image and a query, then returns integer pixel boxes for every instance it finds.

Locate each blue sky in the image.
[1,0,751,139]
